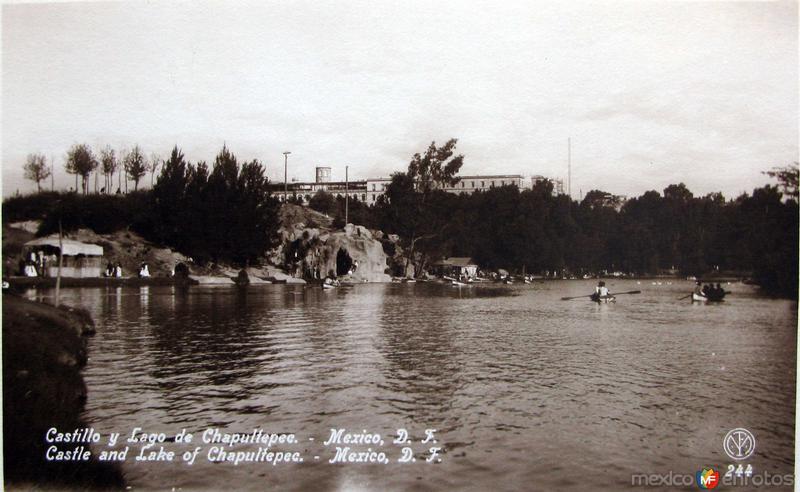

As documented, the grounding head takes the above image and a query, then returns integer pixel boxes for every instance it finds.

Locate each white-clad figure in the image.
[114,264,123,278]
[139,263,150,278]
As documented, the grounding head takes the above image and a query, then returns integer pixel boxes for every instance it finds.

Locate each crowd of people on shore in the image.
[103,262,151,278]
[20,251,51,277]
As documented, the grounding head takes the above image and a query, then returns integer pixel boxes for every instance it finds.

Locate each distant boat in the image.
[322,278,340,289]
[692,292,725,302]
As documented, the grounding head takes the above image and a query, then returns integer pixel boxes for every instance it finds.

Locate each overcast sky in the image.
[2,0,797,199]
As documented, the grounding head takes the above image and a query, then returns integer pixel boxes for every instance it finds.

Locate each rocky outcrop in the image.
[3,294,124,489]
[281,224,392,283]
[272,204,392,282]
[5,206,394,283]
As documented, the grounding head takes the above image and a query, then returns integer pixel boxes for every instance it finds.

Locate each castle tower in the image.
[316,167,331,183]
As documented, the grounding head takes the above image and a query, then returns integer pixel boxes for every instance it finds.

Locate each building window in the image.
[362,194,366,201]
[372,184,376,191]
[461,182,465,188]
[481,181,485,188]
[471,181,475,188]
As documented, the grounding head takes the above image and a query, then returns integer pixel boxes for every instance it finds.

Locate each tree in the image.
[152,146,190,246]
[378,139,465,276]
[581,189,618,209]
[151,145,281,265]
[663,183,693,203]
[764,163,799,200]
[99,146,118,193]
[148,153,161,186]
[408,138,464,196]
[23,153,51,192]
[123,145,148,191]
[65,143,98,194]
[309,190,337,215]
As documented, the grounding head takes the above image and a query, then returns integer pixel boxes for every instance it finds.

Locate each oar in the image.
[561,294,596,301]
[609,290,641,296]
[677,294,692,300]
[560,290,641,301]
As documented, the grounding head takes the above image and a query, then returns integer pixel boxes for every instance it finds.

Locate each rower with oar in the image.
[595,281,608,298]
[560,281,642,302]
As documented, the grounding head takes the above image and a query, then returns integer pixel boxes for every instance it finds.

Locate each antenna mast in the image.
[568,137,572,198]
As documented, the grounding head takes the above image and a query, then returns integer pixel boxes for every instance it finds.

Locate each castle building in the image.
[275,167,541,204]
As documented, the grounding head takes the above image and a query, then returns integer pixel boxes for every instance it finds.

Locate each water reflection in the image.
[18,280,796,491]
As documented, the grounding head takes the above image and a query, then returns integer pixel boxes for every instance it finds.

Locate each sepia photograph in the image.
[1,0,798,490]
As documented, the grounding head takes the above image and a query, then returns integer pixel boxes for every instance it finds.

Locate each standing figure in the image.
[23,260,38,277]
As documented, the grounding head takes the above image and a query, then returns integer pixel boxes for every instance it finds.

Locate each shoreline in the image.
[2,293,125,489]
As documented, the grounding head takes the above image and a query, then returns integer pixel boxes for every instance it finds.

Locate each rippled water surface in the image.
[30,280,796,490]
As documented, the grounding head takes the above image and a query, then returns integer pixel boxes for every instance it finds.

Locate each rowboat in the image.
[590,293,616,303]
[322,279,340,289]
[692,292,725,302]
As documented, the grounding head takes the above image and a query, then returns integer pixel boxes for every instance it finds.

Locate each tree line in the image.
[9,140,799,296]
[10,146,281,266]
[303,140,798,297]
[22,143,161,195]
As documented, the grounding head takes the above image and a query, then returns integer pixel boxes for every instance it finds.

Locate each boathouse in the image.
[23,237,104,278]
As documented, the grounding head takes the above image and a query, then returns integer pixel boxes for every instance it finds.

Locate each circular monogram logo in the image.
[723,428,756,461]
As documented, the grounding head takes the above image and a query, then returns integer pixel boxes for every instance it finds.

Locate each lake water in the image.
[26,280,796,491]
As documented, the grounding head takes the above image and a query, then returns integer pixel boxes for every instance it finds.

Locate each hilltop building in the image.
[275,167,539,204]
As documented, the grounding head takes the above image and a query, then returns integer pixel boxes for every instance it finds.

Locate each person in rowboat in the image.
[693,280,704,297]
[594,281,609,300]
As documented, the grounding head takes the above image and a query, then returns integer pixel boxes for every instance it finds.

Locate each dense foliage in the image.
[150,146,281,264]
[4,141,797,296]
[5,146,281,266]
[370,156,798,297]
